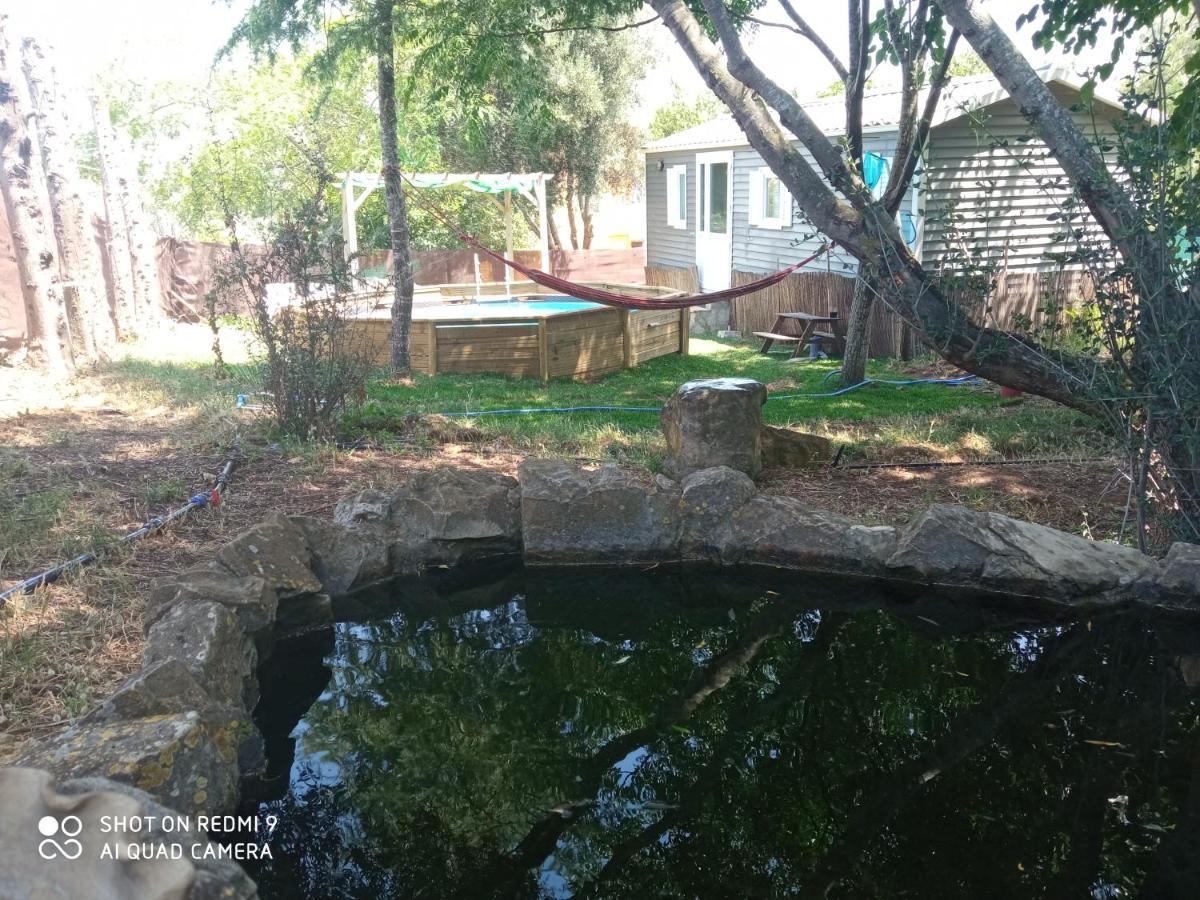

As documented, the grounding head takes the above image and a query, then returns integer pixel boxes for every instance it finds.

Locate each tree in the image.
[436,22,649,250]
[649,82,722,139]
[0,17,72,375]
[373,0,416,376]
[772,0,961,384]
[20,38,116,361]
[89,95,138,338]
[227,0,417,377]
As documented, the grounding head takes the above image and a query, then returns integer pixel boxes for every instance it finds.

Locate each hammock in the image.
[462,235,830,310]
[399,171,831,310]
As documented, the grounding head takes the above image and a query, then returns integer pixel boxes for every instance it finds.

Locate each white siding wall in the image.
[921,84,1120,272]
[731,134,913,276]
[645,151,696,269]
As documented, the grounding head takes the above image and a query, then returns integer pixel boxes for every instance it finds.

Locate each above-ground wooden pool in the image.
[351,281,689,380]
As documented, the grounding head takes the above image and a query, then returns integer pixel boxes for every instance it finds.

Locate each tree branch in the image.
[845,0,871,163]
[771,1,849,82]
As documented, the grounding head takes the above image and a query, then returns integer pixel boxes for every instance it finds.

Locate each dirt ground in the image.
[0,331,1128,763]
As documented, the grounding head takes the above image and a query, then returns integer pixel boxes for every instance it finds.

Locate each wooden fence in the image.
[644,264,699,295]
[729,268,1094,359]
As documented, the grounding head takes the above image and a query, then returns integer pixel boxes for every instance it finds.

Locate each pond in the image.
[240,563,1200,899]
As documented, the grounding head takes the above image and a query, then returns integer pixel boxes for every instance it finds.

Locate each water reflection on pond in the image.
[243,565,1200,899]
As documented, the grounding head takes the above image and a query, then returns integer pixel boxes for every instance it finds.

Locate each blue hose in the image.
[417,375,981,418]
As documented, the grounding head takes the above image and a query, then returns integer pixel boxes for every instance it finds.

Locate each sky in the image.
[6,0,1131,129]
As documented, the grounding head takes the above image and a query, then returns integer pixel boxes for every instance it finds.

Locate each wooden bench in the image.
[754,332,803,354]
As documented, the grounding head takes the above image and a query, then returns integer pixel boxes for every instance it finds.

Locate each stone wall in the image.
[2,380,1197,898]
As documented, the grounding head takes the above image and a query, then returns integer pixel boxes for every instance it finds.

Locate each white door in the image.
[695,151,732,290]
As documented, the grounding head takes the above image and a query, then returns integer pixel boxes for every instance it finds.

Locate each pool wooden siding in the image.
[350,289,689,380]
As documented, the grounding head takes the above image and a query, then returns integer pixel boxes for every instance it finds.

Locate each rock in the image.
[679,466,757,559]
[386,468,521,572]
[291,515,389,595]
[0,768,257,900]
[520,459,681,564]
[1156,542,1200,606]
[216,513,322,598]
[15,710,244,817]
[1179,656,1200,690]
[760,425,834,468]
[334,488,391,526]
[887,504,1155,602]
[721,495,897,574]
[82,659,213,725]
[144,601,257,711]
[275,592,333,635]
[146,561,277,637]
[661,378,767,479]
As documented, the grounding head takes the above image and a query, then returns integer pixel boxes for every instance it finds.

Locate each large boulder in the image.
[760,425,834,468]
[145,561,277,637]
[370,468,522,573]
[1154,542,1200,608]
[520,459,681,564]
[661,378,767,479]
[0,768,257,900]
[82,659,213,725]
[679,466,757,560]
[291,515,389,596]
[886,504,1155,602]
[15,710,244,817]
[720,495,897,574]
[143,601,257,711]
[216,514,323,599]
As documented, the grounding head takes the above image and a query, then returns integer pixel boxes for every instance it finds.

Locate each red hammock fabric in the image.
[463,237,830,310]
[398,173,830,310]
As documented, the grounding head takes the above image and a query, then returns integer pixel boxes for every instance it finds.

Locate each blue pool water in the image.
[476,296,601,314]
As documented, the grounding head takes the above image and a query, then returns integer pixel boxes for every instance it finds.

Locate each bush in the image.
[209,194,376,439]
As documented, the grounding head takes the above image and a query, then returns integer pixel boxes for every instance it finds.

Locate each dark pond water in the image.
[241,563,1200,899]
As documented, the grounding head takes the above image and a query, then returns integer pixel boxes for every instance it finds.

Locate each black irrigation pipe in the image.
[0,438,243,609]
[830,454,1116,471]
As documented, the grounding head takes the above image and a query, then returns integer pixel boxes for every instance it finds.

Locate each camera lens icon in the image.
[37,815,83,860]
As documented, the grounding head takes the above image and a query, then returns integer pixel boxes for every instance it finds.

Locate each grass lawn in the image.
[0,325,1120,753]
[350,338,1104,469]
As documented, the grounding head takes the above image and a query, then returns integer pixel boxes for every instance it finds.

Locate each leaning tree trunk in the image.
[0,20,72,375]
[375,0,415,377]
[90,95,137,339]
[840,273,875,383]
[22,37,116,361]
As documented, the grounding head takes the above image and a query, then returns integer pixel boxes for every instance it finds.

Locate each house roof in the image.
[644,66,1123,153]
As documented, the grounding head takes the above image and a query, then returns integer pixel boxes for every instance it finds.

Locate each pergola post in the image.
[341,176,359,273]
[535,175,550,273]
[503,190,513,293]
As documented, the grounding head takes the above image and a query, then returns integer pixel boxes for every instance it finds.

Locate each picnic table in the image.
[754,311,842,360]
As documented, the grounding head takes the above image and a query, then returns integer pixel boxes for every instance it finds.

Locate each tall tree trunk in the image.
[21,37,115,361]
[841,274,875,383]
[564,174,580,250]
[580,192,594,250]
[109,123,161,332]
[0,19,72,375]
[376,0,414,377]
[90,95,137,339]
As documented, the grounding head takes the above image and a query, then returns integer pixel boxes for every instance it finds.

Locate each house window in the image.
[749,166,791,229]
[666,164,687,229]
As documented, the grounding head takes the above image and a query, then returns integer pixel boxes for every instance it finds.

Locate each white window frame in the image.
[666,164,688,229]
[748,166,792,230]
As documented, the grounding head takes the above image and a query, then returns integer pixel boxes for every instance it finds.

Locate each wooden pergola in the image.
[338,171,553,278]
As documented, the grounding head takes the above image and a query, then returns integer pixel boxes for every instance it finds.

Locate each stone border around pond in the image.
[6,458,1198,898]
